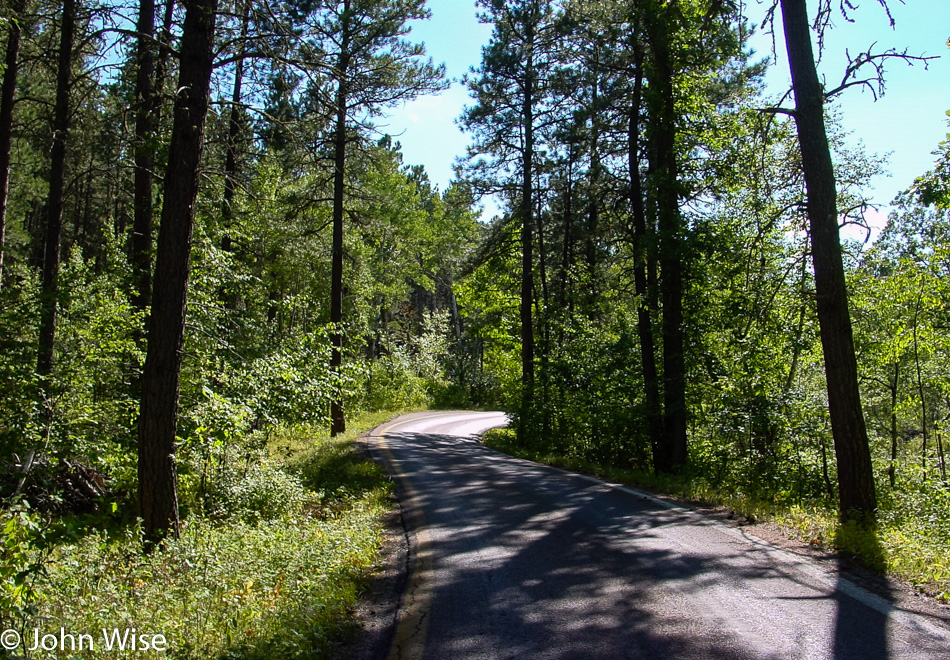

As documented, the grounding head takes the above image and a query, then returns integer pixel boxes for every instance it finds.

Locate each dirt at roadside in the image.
[334,434,411,660]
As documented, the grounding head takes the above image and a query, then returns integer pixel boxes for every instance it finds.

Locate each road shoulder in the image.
[336,433,411,660]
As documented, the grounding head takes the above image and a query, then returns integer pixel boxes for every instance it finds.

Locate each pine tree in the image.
[460,0,557,435]
[315,0,445,435]
[138,0,219,544]
[778,0,876,520]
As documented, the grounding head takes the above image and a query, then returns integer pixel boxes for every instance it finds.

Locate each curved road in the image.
[368,411,950,659]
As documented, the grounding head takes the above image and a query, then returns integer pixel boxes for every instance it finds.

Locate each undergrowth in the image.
[0,410,407,659]
[482,427,950,603]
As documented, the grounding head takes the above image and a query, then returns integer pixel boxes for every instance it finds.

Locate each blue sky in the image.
[382,0,950,229]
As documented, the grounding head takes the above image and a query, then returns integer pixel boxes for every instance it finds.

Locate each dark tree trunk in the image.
[912,291,927,481]
[888,361,898,488]
[780,0,876,521]
[221,0,249,251]
[628,47,663,469]
[154,0,175,112]
[536,195,550,436]
[557,161,574,314]
[520,28,535,428]
[15,0,71,495]
[36,0,76,382]
[138,0,218,544]
[585,52,600,311]
[329,1,350,437]
[647,9,687,472]
[0,0,25,287]
[131,0,157,310]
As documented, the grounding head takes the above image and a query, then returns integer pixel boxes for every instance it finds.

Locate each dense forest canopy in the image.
[1,0,950,640]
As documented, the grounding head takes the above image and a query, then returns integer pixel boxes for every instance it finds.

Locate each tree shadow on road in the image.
[831,523,891,659]
[375,430,949,659]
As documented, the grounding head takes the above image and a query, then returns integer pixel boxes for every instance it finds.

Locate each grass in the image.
[482,427,950,603]
[3,410,410,659]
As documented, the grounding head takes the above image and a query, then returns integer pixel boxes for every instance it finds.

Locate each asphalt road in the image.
[368,411,950,660]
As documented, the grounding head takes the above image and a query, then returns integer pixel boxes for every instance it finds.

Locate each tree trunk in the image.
[18,0,76,497]
[329,0,350,437]
[138,0,218,545]
[780,0,876,521]
[519,25,535,430]
[0,0,25,288]
[912,291,927,481]
[36,0,76,382]
[536,193,550,436]
[131,0,157,310]
[221,0,250,252]
[628,46,663,468]
[557,159,574,314]
[888,361,898,488]
[585,50,600,311]
[154,0,175,114]
[647,7,687,472]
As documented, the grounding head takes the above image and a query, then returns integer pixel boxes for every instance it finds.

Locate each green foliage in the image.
[0,265,40,460]
[0,501,47,629]
[464,3,950,599]
[202,459,317,523]
[361,311,452,411]
[52,246,143,454]
[0,242,141,498]
[9,416,393,659]
[910,106,950,209]
[363,348,430,412]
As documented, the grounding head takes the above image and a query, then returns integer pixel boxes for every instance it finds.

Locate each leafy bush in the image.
[0,267,40,462]
[360,310,453,412]
[211,460,317,522]
[10,417,393,659]
[0,501,46,631]
[362,348,429,412]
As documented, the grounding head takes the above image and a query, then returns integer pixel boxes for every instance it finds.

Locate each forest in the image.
[0,0,948,656]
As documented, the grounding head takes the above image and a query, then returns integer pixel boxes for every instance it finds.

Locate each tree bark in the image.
[138,0,218,544]
[585,49,600,311]
[646,6,687,472]
[329,0,350,436]
[0,0,25,288]
[131,0,157,310]
[888,361,898,488]
[556,159,574,314]
[36,0,76,382]
[221,0,249,252]
[780,0,876,521]
[153,0,175,115]
[912,291,927,481]
[519,20,536,428]
[628,45,664,469]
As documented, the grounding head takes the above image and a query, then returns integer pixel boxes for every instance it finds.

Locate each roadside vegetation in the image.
[459,0,950,607]
[1,0,476,654]
[1,411,407,659]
